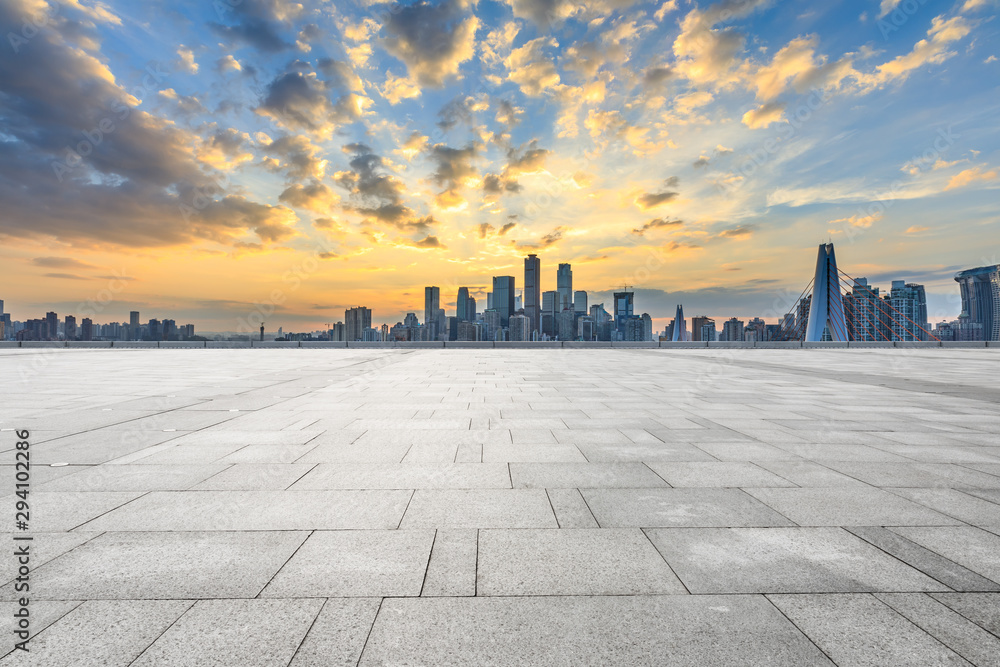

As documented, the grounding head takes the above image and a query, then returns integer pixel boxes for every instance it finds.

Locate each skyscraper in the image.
[722,317,745,342]
[45,311,58,340]
[80,318,93,341]
[557,264,573,312]
[954,265,1000,341]
[345,306,372,342]
[886,281,928,341]
[541,290,557,337]
[524,254,540,334]
[130,311,140,340]
[509,313,531,341]
[492,276,515,326]
[424,286,440,327]
[457,287,470,321]
[64,315,77,341]
[574,291,588,314]
[671,305,688,342]
[691,316,712,342]
[613,291,634,334]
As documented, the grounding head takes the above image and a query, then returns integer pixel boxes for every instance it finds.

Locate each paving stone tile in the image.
[509,462,667,488]
[261,530,434,597]
[478,528,686,596]
[289,463,511,489]
[755,461,870,487]
[929,593,1000,636]
[131,599,323,667]
[7,531,306,599]
[646,527,947,594]
[745,487,963,526]
[78,490,412,531]
[0,532,99,587]
[0,600,193,666]
[288,598,382,667]
[581,488,796,527]
[547,488,600,528]
[646,462,796,487]
[846,526,1000,592]
[888,488,1000,527]
[769,593,971,666]
[421,530,478,597]
[192,463,314,490]
[890,526,1000,584]
[360,596,833,666]
[20,491,143,531]
[876,593,1000,667]
[482,443,587,462]
[37,463,228,491]
[399,490,557,528]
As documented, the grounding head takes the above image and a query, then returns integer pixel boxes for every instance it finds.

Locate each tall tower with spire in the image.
[805,243,848,342]
[671,304,688,342]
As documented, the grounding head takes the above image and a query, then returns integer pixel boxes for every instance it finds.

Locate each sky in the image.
[1,0,997,333]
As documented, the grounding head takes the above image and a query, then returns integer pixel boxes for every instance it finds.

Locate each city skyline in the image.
[5,252,997,343]
[1,0,998,331]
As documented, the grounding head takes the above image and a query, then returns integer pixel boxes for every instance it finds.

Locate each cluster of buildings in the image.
[0,305,197,342]
[323,257,656,343]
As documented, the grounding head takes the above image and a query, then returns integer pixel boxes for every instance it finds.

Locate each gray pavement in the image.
[1,347,999,665]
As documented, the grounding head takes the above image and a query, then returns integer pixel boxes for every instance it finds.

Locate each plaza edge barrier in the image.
[3,340,998,349]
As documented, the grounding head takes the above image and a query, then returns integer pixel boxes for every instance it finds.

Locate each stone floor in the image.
[1,347,998,666]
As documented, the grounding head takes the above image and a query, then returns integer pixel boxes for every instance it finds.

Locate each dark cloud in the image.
[336,143,434,232]
[693,156,710,168]
[263,135,325,181]
[631,218,684,236]
[636,177,680,210]
[32,257,98,269]
[427,143,479,207]
[381,0,479,87]
[208,0,298,52]
[511,226,565,251]
[716,224,756,239]
[42,273,89,280]
[643,66,674,87]
[410,235,446,249]
[255,63,363,134]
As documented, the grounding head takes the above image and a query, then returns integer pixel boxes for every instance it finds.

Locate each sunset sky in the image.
[1,0,997,332]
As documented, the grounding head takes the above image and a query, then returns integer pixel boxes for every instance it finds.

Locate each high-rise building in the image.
[613,291,634,334]
[457,321,480,341]
[467,296,477,321]
[691,316,713,342]
[509,313,531,341]
[722,317,745,342]
[524,254,540,334]
[556,264,573,312]
[457,287,470,321]
[558,308,576,340]
[574,291,588,314]
[541,290,557,337]
[80,318,93,341]
[45,311,58,340]
[746,317,766,342]
[492,276,515,326]
[844,278,886,342]
[671,305,688,342]
[64,315,77,341]
[345,306,372,341]
[701,322,717,341]
[884,281,928,341]
[424,287,440,326]
[130,311,140,340]
[482,308,501,341]
[148,319,160,341]
[954,265,1000,341]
